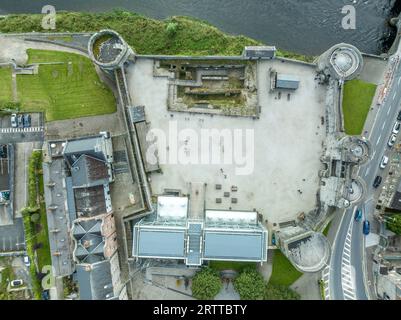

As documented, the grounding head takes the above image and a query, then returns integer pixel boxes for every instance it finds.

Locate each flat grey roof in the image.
[137,229,185,258]
[203,231,264,261]
[275,74,300,90]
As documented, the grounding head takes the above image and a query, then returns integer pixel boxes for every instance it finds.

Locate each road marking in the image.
[0,126,43,133]
[398,77,401,85]
[388,107,392,115]
[376,135,382,145]
[382,121,387,130]
[394,91,397,100]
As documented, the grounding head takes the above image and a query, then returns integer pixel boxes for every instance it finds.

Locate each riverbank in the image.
[0,10,314,62]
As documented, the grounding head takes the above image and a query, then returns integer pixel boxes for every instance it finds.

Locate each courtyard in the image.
[126,57,327,226]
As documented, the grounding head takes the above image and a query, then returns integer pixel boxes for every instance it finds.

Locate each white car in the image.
[10,113,17,128]
[23,256,30,267]
[393,122,401,134]
[388,134,397,147]
[380,155,389,169]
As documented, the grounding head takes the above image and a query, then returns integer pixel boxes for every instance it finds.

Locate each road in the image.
[329,53,401,300]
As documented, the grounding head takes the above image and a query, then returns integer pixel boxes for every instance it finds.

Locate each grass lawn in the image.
[209,261,257,272]
[342,79,377,135]
[268,250,303,287]
[17,49,116,121]
[0,67,13,103]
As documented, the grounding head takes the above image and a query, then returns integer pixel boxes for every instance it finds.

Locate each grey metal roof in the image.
[65,177,77,224]
[243,46,276,59]
[76,261,115,300]
[203,231,264,261]
[137,229,185,258]
[275,74,300,90]
[63,136,106,165]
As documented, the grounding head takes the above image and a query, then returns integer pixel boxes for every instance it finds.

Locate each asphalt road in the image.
[330,54,401,300]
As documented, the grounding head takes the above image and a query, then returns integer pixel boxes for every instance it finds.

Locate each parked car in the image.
[10,113,17,128]
[380,155,389,169]
[10,279,23,287]
[373,176,382,188]
[354,208,363,222]
[17,114,23,128]
[393,122,401,134]
[23,255,30,267]
[23,114,31,128]
[397,110,401,121]
[363,220,370,235]
[388,134,397,147]
[41,290,50,300]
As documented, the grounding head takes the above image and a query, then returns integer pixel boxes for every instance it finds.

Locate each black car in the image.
[23,114,31,128]
[398,110,401,121]
[373,176,382,188]
[17,114,23,128]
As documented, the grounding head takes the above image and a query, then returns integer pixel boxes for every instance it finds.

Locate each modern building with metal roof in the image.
[274,73,300,90]
[132,196,268,266]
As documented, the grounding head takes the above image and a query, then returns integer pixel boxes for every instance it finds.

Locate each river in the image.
[0,0,399,55]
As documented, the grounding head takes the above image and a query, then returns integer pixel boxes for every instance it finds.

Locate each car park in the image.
[363,220,370,235]
[10,279,23,287]
[380,155,389,169]
[10,113,17,128]
[388,134,397,147]
[373,176,382,188]
[393,122,401,134]
[354,208,362,222]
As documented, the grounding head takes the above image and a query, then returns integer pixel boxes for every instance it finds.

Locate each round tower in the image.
[88,29,133,71]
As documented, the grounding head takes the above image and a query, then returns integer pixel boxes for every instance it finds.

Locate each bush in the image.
[386,214,401,235]
[234,268,265,300]
[191,267,222,300]
[264,284,300,300]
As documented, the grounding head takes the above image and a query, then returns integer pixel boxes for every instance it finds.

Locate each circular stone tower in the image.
[88,29,133,71]
[317,43,363,82]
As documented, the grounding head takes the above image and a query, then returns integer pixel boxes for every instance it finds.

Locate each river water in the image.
[0,0,399,55]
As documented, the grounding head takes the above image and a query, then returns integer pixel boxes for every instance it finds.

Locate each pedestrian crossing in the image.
[341,221,357,300]
[322,266,330,300]
[0,126,44,133]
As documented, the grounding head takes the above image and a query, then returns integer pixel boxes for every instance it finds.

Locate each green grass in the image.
[0,11,314,62]
[323,222,331,237]
[17,49,116,121]
[209,261,257,272]
[268,250,303,287]
[0,67,13,103]
[342,79,377,135]
[22,150,51,299]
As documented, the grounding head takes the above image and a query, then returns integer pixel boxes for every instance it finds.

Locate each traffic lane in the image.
[351,216,368,300]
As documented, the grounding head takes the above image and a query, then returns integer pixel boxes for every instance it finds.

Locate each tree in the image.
[264,284,300,300]
[387,214,401,235]
[191,267,222,300]
[166,22,178,37]
[234,268,265,300]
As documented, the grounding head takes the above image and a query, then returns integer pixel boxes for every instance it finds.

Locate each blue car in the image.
[354,209,362,222]
[363,220,370,235]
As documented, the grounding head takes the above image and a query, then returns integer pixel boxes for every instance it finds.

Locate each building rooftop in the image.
[75,261,115,300]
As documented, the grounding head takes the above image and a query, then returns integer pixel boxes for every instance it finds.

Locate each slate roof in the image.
[71,154,109,188]
[76,261,115,300]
